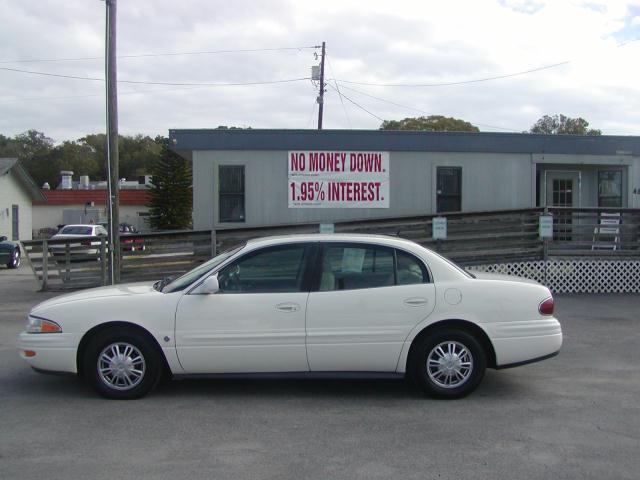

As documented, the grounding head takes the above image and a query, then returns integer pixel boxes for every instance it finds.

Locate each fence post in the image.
[210,230,217,258]
[42,239,48,291]
[100,237,107,285]
[64,242,71,282]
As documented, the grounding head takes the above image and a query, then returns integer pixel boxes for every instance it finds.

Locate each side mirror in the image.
[0,236,6,242]
[198,275,219,294]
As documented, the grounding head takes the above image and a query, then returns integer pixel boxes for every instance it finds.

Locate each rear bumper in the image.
[494,350,559,370]
[486,317,563,367]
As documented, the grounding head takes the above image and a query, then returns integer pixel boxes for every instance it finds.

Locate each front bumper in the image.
[17,332,79,374]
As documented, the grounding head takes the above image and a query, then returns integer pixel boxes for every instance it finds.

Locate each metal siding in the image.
[193,150,532,230]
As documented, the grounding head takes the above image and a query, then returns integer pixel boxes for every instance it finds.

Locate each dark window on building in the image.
[598,170,622,207]
[219,166,245,222]
[436,167,462,213]
[11,205,19,241]
[217,245,309,293]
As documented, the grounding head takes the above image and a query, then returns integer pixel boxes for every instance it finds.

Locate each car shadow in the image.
[12,367,528,402]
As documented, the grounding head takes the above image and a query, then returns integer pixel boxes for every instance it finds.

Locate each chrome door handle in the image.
[404,297,428,307]
[275,302,300,312]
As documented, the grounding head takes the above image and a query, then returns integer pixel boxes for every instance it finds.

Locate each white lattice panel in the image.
[468,260,640,294]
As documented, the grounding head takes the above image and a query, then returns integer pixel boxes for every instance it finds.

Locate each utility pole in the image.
[317,41,326,130]
[105,0,120,283]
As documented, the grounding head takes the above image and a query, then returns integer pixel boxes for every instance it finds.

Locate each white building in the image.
[0,158,44,241]
[169,129,640,230]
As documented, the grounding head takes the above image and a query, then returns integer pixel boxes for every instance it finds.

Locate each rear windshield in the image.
[60,226,93,235]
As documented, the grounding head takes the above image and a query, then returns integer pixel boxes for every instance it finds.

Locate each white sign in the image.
[539,214,553,239]
[288,151,390,208]
[432,217,447,240]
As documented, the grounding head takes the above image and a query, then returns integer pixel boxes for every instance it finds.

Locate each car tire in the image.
[83,328,163,399]
[409,328,486,399]
[7,248,20,269]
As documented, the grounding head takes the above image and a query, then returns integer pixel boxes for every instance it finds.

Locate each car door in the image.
[306,243,436,372]
[174,242,316,374]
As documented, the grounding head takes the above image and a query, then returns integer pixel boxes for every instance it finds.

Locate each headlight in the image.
[26,316,62,333]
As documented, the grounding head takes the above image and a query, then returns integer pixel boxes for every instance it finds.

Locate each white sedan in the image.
[17,234,562,399]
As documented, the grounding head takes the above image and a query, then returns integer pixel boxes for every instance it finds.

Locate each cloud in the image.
[1,0,639,143]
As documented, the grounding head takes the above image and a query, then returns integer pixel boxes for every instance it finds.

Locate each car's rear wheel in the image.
[83,328,162,399]
[409,328,486,399]
[7,248,20,269]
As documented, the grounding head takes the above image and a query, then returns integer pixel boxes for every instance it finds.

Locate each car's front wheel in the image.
[83,328,163,399]
[7,248,20,269]
[409,328,486,399]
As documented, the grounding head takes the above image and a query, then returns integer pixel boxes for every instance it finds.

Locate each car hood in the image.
[0,241,15,251]
[31,282,157,314]
[471,271,540,286]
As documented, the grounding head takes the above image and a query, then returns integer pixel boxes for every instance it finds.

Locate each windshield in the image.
[60,226,93,235]
[161,245,244,293]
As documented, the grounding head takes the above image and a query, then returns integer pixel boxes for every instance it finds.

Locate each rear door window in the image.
[319,244,394,291]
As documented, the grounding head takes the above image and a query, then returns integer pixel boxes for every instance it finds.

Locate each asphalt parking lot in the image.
[1,265,639,480]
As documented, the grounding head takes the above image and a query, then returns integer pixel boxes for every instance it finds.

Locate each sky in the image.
[1,0,639,142]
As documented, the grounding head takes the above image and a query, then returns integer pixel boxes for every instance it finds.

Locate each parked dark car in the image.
[0,236,21,269]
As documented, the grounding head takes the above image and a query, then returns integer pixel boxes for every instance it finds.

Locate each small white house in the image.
[0,158,44,241]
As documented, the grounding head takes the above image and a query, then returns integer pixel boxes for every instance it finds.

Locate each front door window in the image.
[552,179,573,207]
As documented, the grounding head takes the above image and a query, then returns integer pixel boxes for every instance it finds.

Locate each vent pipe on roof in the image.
[60,170,74,190]
[80,175,90,189]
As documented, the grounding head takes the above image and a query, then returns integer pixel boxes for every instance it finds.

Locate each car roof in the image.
[245,233,421,250]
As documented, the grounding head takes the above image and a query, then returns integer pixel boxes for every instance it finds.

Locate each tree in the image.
[0,130,55,187]
[380,115,479,132]
[147,140,192,231]
[529,114,601,135]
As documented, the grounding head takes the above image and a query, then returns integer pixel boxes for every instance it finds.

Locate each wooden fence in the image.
[20,207,640,291]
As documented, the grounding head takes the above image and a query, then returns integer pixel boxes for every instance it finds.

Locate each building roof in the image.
[33,189,149,206]
[0,158,46,201]
[169,129,640,157]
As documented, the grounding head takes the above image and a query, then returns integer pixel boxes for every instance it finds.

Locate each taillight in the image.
[539,297,554,316]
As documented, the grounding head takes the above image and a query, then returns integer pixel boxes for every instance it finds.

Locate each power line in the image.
[0,66,311,86]
[334,38,639,88]
[337,83,520,132]
[326,84,383,122]
[305,101,317,129]
[334,61,571,87]
[326,52,352,129]
[0,84,217,103]
[0,45,321,64]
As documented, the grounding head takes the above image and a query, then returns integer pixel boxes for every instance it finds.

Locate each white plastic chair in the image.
[592,212,620,250]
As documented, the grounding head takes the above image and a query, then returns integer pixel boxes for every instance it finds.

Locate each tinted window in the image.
[320,245,394,291]
[396,250,429,285]
[60,226,92,235]
[219,165,245,222]
[218,245,308,293]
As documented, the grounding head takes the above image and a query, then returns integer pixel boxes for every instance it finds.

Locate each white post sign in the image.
[432,217,447,240]
[288,151,390,208]
[539,214,553,239]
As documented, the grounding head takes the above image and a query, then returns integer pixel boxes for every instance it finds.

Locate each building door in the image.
[11,205,19,241]
[545,171,579,240]
[436,167,462,213]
